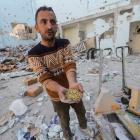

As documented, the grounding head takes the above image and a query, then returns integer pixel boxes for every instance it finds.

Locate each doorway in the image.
[129,21,140,54]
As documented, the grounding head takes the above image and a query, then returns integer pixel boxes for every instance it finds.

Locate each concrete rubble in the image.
[0,46,140,140]
[0,45,33,73]
[0,0,140,139]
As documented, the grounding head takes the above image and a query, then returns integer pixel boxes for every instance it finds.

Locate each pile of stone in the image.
[0,45,33,72]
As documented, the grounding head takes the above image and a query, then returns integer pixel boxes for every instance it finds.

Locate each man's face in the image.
[35,10,57,42]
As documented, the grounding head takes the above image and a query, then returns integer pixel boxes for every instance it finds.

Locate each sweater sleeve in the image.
[63,43,76,73]
[28,56,53,83]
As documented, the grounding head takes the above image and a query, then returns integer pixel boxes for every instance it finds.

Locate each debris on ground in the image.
[1,48,140,139]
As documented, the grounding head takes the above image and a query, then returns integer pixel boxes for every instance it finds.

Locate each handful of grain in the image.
[65,89,81,101]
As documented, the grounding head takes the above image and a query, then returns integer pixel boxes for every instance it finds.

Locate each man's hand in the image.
[69,82,84,103]
[58,86,67,101]
[66,70,84,93]
[69,82,84,94]
[44,79,67,100]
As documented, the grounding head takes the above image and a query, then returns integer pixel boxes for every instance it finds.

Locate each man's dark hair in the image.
[35,6,56,23]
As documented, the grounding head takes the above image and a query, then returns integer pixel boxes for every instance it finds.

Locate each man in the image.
[28,6,95,140]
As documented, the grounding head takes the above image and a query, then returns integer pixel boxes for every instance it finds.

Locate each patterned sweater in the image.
[28,38,76,101]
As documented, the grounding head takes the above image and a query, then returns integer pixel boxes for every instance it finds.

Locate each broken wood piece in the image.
[30,127,40,137]
[24,77,38,85]
[0,64,15,72]
[128,85,140,111]
[116,110,140,140]
[0,111,14,127]
[104,113,134,140]
[24,85,43,97]
[17,54,25,62]
[92,111,116,140]
[127,108,140,117]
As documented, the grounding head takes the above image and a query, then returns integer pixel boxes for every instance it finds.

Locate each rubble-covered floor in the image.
[0,54,140,140]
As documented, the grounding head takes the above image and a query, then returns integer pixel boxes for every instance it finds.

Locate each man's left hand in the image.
[69,82,84,94]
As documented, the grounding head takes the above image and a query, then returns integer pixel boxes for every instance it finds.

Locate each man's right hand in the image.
[58,86,67,100]
[44,79,67,100]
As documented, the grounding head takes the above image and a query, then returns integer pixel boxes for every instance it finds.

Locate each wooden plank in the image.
[92,110,116,140]
[116,110,140,140]
[128,108,140,117]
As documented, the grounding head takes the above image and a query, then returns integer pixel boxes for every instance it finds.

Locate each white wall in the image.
[63,27,80,46]
[85,4,140,53]
[131,5,140,22]
[115,13,130,48]
[88,0,130,13]
[92,18,114,49]
[100,38,114,49]
[90,4,140,52]
[0,0,39,48]
[46,0,130,23]
[115,5,140,48]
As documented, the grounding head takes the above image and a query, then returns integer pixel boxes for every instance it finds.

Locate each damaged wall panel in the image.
[46,0,130,23]
[61,1,140,55]
[63,26,80,46]
[0,0,38,48]
[115,12,130,48]
[10,23,37,40]
[93,17,114,50]
[115,5,140,52]
[87,0,131,15]
[129,21,140,54]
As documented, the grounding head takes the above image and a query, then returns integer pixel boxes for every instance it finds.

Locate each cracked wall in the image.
[0,0,38,48]
[10,23,37,40]
[46,0,131,23]
[115,5,140,49]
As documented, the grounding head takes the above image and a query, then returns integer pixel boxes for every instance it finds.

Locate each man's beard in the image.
[41,34,55,42]
[41,30,56,42]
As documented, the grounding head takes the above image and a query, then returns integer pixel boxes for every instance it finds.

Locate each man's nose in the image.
[47,21,53,29]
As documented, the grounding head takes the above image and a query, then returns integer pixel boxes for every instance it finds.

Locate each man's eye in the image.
[50,19,56,25]
[40,19,56,25]
[41,19,47,24]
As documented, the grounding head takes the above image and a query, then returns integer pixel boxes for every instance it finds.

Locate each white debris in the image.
[9,99,27,116]
[0,125,9,135]
[0,118,15,134]
[111,123,131,140]
[37,96,45,102]
[37,102,43,106]
[35,115,44,127]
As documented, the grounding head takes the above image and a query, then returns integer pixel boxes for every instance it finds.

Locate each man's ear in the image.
[35,24,39,32]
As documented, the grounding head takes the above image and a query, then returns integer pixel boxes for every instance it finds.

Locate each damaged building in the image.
[0,0,40,72]
[1,1,140,140]
[59,0,140,55]
[0,0,38,49]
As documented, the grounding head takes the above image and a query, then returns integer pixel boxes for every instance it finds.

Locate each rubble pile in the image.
[0,107,98,140]
[0,45,140,139]
[0,45,33,72]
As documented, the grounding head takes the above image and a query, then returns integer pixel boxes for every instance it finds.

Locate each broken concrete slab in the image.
[9,99,28,116]
[0,111,14,127]
[0,118,15,135]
